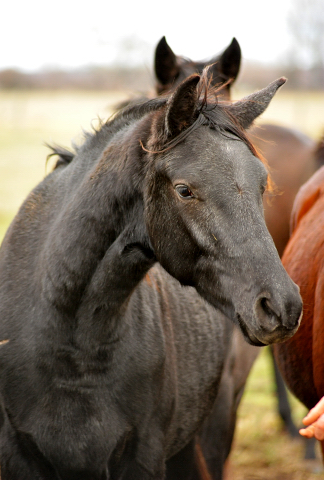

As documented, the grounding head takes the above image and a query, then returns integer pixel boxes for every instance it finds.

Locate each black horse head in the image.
[144,74,302,346]
[154,36,241,98]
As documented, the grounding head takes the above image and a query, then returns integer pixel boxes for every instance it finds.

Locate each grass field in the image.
[0,88,324,478]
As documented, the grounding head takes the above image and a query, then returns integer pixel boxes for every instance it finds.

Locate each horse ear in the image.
[218,37,241,83]
[164,74,200,138]
[207,38,241,92]
[225,77,287,129]
[154,37,180,89]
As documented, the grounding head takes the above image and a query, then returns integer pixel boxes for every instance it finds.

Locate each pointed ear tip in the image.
[277,77,287,87]
[157,36,167,47]
[187,74,200,86]
[168,74,200,104]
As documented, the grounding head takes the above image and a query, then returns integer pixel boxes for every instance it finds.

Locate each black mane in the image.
[48,74,258,172]
[46,144,75,169]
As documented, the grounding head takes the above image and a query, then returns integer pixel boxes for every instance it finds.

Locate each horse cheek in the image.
[149,208,197,284]
[145,178,197,282]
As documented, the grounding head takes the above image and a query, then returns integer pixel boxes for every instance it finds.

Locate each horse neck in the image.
[40,117,155,334]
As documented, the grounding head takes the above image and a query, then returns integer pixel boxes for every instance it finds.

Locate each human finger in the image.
[313,414,324,440]
[299,425,315,438]
[303,397,324,425]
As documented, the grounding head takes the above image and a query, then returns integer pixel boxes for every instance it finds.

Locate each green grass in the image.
[0,88,323,477]
[229,348,323,479]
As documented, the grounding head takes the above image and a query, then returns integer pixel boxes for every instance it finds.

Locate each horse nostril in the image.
[254,295,282,332]
[260,297,280,319]
[256,295,302,332]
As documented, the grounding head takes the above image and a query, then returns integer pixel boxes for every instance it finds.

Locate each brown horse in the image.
[274,137,324,461]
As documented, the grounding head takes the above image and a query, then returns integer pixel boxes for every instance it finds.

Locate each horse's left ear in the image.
[225,77,286,129]
[154,36,179,89]
[210,37,241,86]
[164,74,200,138]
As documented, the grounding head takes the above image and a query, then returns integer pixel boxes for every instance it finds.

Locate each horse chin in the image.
[244,333,267,347]
[237,316,300,347]
[238,326,287,347]
[244,336,267,347]
[235,315,267,347]
[200,296,268,347]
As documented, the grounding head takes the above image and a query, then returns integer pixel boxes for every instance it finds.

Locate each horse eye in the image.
[175,184,194,199]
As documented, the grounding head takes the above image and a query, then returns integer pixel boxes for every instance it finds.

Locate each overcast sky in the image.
[3,0,296,72]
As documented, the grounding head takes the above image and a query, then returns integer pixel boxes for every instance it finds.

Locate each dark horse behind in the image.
[0,73,302,479]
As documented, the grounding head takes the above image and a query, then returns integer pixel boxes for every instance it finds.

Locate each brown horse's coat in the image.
[274,149,324,459]
[248,123,317,257]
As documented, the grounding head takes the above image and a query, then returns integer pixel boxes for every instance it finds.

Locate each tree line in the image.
[0,62,323,91]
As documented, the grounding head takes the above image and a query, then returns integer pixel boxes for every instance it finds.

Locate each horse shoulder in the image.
[275,174,324,409]
[290,165,324,232]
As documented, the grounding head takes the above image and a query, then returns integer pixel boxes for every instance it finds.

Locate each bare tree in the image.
[287,0,324,87]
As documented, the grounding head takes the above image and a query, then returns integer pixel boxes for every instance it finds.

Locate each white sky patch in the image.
[3,0,295,71]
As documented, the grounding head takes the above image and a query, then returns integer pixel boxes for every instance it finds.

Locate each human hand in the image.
[299,397,324,441]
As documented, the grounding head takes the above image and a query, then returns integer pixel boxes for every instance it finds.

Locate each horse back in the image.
[290,165,324,233]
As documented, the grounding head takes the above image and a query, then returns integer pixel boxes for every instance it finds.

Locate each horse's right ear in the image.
[217,37,241,83]
[164,74,200,138]
[205,38,241,94]
[225,77,287,129]
[154,37,179,89]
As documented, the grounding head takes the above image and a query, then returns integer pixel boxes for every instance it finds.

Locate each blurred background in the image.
[1,0,324,90]
[1,0,324,478]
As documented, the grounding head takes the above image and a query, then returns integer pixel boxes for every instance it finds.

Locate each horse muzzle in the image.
[237,290,303,347]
